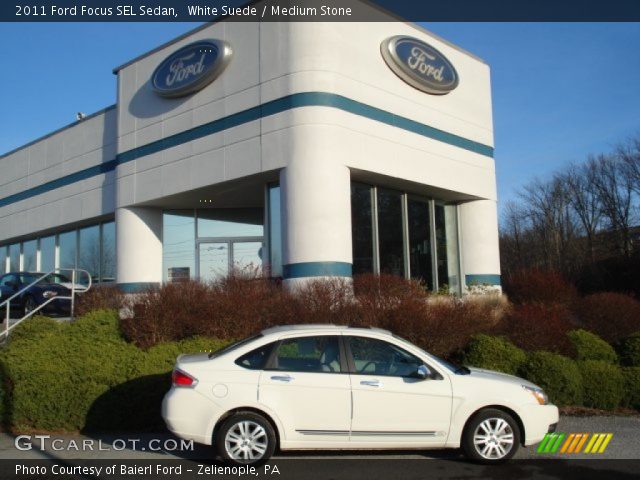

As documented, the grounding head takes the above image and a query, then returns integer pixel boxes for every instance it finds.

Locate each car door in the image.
[346,335,452,446]
[258,334,351,446]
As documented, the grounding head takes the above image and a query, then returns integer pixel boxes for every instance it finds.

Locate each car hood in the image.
[467,367,539,390]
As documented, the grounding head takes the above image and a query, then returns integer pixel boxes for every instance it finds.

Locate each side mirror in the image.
[415,364,431,380]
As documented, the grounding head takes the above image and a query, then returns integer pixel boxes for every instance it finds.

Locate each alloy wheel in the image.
[224,420,268,461]
[472,417,515,460]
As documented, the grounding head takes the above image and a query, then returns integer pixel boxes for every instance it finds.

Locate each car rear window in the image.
[235,342,276,370]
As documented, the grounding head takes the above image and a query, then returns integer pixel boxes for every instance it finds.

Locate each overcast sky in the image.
[1,22,639,217]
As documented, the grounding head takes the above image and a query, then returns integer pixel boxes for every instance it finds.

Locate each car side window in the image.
[0,275,16,287]
[235,342,276,370]
[347,336,423,377]
[272,336,342,373]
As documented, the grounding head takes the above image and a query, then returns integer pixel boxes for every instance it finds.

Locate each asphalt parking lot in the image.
[0,416,637,479]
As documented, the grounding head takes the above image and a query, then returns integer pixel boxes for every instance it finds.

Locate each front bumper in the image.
[521,404,559,446]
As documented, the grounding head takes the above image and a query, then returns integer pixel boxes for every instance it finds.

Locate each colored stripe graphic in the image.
[539,433,613,455]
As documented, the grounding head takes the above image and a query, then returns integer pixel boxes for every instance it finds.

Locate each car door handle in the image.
[360,380,381,387]
[270,375,294,382]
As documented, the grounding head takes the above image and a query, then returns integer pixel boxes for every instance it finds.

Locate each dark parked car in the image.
[0,272,76,317]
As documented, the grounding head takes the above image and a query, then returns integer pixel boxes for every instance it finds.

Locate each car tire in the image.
[461,408,521,464]
[23,296,38,316]
[216,412,276,465]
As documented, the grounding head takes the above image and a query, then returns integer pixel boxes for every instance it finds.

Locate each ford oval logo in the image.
[381,36,459,95]
[151,39,232,98]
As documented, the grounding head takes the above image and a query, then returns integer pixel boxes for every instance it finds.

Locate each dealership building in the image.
[0,17,500,294]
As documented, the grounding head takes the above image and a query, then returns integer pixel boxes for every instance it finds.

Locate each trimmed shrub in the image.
[501,303,575,354]
[567,329,618,363]
[75,284,125,316]
[518,351,583,406]
[503,269,578,307]
[576,293,640,343]
[120,273,507,357]
[461,335,526,375]
[578,360,625,410]
[621,367,640,410]
[619,332,640,367]
[0,310,230,432]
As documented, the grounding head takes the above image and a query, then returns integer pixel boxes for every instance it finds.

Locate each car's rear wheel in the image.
[216,412,276,465]
[462,408,520,463]
[24,296,38,316]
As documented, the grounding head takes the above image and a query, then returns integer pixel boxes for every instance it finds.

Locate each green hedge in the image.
[0,311,231,432]
[518,351,583,406]
[567,329,618,363]
[619,333,640,367]
[621,367,640,410]
[578,360,625,410]
[461,334,527,375]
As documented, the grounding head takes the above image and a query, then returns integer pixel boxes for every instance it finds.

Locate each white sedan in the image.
[162,325,558,464]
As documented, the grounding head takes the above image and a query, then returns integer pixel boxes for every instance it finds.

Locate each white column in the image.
[458,199,501,292]
[280,157,352,289]
[116,207,162,292]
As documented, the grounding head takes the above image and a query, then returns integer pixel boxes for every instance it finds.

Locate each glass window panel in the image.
[434,204,460,292]
[347,336,422,377]
[39,236,55,273]
[268,185,282,278]
[443,205,460,294]
[377,189,404,276]
[351,183,374,275]
[232,241,263,276]
[274,336,341,373]
[100,222,116,283]
[198,242,229,282]
[197,208,263,238]
[408,198,434,290]
[163,210,195,283]
[79,225,100,283]
[9,244,20,271]
[0,246,6,274]
[58,231,77,269]
[22,240,37,272]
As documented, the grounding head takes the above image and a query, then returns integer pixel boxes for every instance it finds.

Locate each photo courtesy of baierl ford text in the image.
[0,1,639,479]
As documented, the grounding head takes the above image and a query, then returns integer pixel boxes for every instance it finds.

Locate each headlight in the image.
[523,385,548,405]
[42,290,58,299]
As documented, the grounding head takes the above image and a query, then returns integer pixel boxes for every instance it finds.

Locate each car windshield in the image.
[392,333,470,375]
[208,333,263,359]
[19,273,71,285]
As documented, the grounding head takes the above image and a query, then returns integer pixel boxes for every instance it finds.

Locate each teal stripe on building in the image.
[0,92,494,210]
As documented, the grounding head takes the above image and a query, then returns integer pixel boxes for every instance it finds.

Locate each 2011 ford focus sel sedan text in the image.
[162,325,558,464]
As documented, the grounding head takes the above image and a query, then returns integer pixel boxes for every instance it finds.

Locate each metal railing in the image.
[0,268,92,339]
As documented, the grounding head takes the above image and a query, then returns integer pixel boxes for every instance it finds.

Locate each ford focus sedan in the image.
[162,325,558,464]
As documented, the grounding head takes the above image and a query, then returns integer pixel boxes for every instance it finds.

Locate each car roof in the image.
[260,324,393,337]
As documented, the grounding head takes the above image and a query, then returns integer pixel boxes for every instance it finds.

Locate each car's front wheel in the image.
[462,408,521,463]
[216,412,276,465]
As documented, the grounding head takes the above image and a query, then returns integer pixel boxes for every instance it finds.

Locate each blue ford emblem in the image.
[151,39,232,98]
[381,36,459,95]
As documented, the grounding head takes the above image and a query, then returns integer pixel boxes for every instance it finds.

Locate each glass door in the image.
[198,242,229,282]
[232,241,263,275]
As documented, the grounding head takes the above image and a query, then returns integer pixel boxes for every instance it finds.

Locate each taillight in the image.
[172,369,198,387]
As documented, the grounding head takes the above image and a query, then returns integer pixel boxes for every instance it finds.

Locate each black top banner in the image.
[3,0,640,22]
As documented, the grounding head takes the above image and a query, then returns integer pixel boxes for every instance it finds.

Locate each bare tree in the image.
[588,154,635,257]
[617,136,640,196]
[519,176,578,273]
[563,162,602,263]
